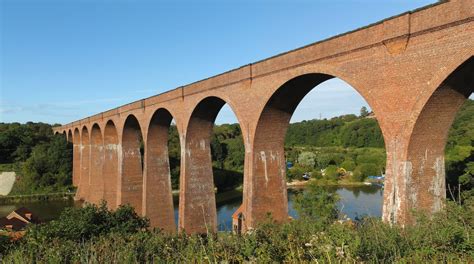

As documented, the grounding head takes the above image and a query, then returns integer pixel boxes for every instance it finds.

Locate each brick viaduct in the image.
[54,0,473,233]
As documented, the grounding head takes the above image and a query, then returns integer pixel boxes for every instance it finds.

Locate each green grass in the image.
[0,164,16,173]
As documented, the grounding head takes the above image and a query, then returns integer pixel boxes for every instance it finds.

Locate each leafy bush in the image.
[293,183,339,224]
[298,151,316,168]
[324,165,340,181]
[340,159,356,171]
[25,202,149,243]
[2,193,474,263]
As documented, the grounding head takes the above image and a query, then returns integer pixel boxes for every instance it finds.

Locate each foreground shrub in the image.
[1,193,473,263]
[25,202,149,243]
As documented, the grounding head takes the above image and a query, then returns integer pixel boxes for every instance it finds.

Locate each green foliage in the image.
[285,114,384,148]
[286,166,305,182]
[25,203,149,243]
[2,194,473,263]
[293,183,339,224]
[213,168,243,192]
[297,151,316,168]
[358,163,379,177]
[340,159,356,171]
[0,122,53,164]
[324,165,340,181]
[360,106,369,117]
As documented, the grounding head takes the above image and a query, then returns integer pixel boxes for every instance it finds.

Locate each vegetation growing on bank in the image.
[0,183,472,263]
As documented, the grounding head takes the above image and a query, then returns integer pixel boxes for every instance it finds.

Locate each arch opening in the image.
[248,73,386,228]
[145,108,178,232]
[103,121,119,209]
[89,124,104,204]
[67,130,73,143]
[77,126,90,201]
[179,96,244,233]
[405,57,474,219]
[72,128,81,187]
[121,115,144,214]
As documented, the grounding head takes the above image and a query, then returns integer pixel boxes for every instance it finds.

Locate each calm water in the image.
[0,186,383,231]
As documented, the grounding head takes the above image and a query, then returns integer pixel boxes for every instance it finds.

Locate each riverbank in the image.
[0,192,74,204]
[287,179,368,188]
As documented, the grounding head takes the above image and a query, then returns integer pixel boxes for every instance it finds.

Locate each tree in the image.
[298,151,316,168]
[324,165,340,181]
[360,106,369,117]
[340,159,356,171]
[293,182,339,223]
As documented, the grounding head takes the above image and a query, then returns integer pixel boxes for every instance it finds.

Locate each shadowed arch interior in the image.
[90,124,105,204]
[121,115,144,214]
[68,130,73,143]
[145,108,176,232]
[404,57,474,221]
[77,126,90,201]
[103,121,119,209]
[179,96,229,233]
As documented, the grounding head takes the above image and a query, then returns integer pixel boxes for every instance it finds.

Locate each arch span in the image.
[245,73,383,229]
[145,108,177,232]
[89,124,105,204]
[72,128,81,187]
[67,130,73,143]
[180,96,244,233]
[387,57,474,224]
[103,121,119,209]
[77,126,90,201]
[121,115,144,214]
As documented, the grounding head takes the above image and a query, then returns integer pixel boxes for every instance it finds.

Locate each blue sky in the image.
[1,0,440,125]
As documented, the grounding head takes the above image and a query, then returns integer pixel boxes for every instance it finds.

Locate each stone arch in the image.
[103,120,119,209]
[246,73,383,228]
[400,56,473,222]
[77,126,90,201]
[179,96,244,233]
[145,108,177,232]
[72,128,81,187]
[121,114,144,214]
[67,130,73,143]
[89,124,105,204]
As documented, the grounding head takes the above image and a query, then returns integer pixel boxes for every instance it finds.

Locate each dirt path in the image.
[0,172,16,196]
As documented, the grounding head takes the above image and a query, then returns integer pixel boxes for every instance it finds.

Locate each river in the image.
[0,185,383,231]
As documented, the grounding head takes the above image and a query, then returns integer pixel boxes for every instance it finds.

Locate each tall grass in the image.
[1,198,473,263]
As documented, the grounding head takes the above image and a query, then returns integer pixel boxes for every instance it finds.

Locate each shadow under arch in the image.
[145,108,177,232]
[179,96,244,234]
[67,130,73,143]
[89,124,104,204]
[121,114,144,215]
[77,126,90,201]
[72,128,81,187]
[246,73,386,228]
[103,120,119,209]
[402,56,473,222]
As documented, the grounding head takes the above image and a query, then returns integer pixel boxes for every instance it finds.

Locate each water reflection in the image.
[0,186,383,231]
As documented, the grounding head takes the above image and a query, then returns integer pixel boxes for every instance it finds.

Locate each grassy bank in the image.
[1,193,472,263]
[0,192,74,204]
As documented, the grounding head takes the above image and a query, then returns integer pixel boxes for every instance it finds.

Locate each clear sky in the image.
[1,0,440,125]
